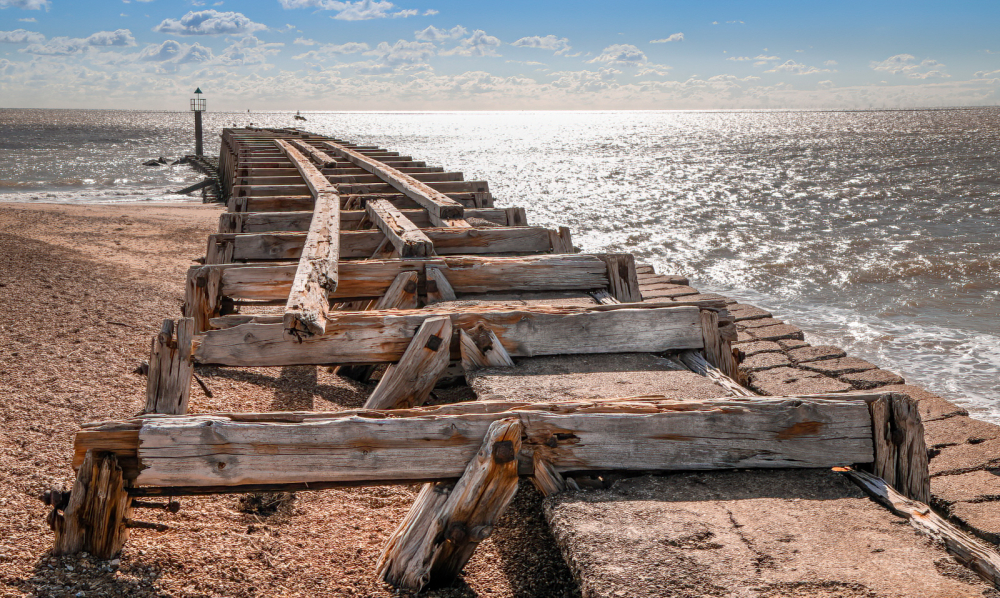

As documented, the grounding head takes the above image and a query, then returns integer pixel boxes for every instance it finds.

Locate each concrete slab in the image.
[949,501,1000,545]
[728,303,772,321]
[733,340,783,358]
[469,354,730,403]
[787,345,848,364]
[931,470,1000,505]
[839,368,905,390]
[743,324,805,342]
[737,317,785,329]
[748,366,853,396]
[545,470,995,598]
[924,415,1000,449]
[929,437,1000,477]
[778,338,810,351]
[799,357,877,376]
[738,351,791,373]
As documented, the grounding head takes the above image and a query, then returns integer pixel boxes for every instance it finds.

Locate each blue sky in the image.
[2,0,999,109]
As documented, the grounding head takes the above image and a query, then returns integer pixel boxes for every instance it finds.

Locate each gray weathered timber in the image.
[193,306,705,366]
[378,418,523,591]
[317,140,468,226]
[51,451,132,559]
[144,319,195,415]
[274,139,341,336]
[424,267,456,303]
[679,349,756,398]
[120,396,875,488]
[596,254,641,303]
[869,394,931,503]
[846,468,1000,589]
[225,226,557,261]
[215,255,611,301]
[364,316,453,410]
[220,208,509,234]
[364,199,434,257]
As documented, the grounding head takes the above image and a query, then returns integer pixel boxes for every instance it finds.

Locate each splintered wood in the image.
[50,127,946,593]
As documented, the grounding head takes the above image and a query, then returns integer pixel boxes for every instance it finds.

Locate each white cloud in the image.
[441,30,501,57]
[216,35,283,66]
[870,54,949,79]
[22,29,136,55]
[138,39,213,64]
[0,28,44,43]
[511,34,571,55]
[588,44,646,65]
[18,17,36,22]
[294,37,317,45]
[422,8,437,15]
[818,80,834,88]
[650,33,683,43]
[153,10,267,35]
[727,56,749,61]
[823,60,837,66]
[293,41,369,60]
[754,54,779,61]
[414,25,467,42]
[362,38,435,69]
[279,0,418,20]
[765,60,832,75]
[635,62,671,77]
[0,0,49,9]
[550,67,620,92]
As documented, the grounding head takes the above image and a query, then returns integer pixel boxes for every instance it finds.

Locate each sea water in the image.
[2,108,997,421]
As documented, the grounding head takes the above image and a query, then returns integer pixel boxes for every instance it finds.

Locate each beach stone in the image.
[748,366,852,396]
[778,338,809,351]
[923,415,1000,449]
[787,345,847,364]
[798,357,876,376]
[738,351,790,374]
[545,470,994,598]
[839,368,905,390]
[736,317,784,329]
[733,340,782,359]
[876,384,968,421]
[930,471,1000,506]
[929,437,1000,477]
[948,501,1000,545]
[744,324,805,342]
[728,303,772,321]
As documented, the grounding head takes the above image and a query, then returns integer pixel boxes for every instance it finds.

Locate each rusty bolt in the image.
[425,334,443,351]
[404,280,417,293]
[492,440,516,464]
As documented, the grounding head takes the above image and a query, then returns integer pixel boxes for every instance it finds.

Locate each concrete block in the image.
[748,366,852,396]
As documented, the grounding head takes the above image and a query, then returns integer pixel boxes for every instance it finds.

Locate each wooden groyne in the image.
[43,127,1000,594]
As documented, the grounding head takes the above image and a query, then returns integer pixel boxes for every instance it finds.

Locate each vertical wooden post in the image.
[597,254,641,303]
[145,318,195,415]
[194,110,203,157]
[377,418,523,591]
[548,226,574,254]
[183,266,222,333]
[51,451,132,559]
[868,393,930,503]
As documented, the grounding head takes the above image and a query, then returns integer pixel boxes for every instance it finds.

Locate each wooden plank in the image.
[94,396,875,488]
[377,418,522,591]
[144,319,195,415]
[234,192,487,213]
[364,316,453,410]
[274,139,341,337]
[216,255,610,301]
[678,349,756,397]
[318,140,468,227]
[228,208,510,233]
[193,306,705,367]
[226,226,558,261]
[365,199,434,258]
[845,468,1000,589]
[870,394,930,503]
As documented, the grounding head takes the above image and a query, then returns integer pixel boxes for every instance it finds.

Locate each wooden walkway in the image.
[44,127,1000,594]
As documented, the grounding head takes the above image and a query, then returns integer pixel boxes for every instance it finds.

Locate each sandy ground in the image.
[0,202,579,598]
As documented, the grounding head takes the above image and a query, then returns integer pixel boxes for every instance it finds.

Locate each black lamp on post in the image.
[190,87,206,157]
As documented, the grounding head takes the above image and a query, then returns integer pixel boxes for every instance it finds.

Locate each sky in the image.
[1,0,1000,110]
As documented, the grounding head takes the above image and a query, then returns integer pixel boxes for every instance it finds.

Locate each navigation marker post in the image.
[190,87,206,157]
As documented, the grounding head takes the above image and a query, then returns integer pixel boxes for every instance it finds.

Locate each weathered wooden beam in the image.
[424,267,456,303]
[364,316,453,410]
[377,418,522,591]
[317,140,468,227]
[145,319,195,415]
[231,192,489,213]
[869,393,930,503]
[76,395,877,490]
[274,139,341,337]
[215,254,611,302]
[459,324,514,372]
[597,254,642,303]
[845,468,1000,589]
[183,266,223,333]
[221,208,510,234]
[364,199,434,258]
[193,305,705,367]
[678,349,756,398]
[50,451,132,558]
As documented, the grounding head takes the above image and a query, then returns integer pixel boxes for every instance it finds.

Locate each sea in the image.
[1,108,998,422]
